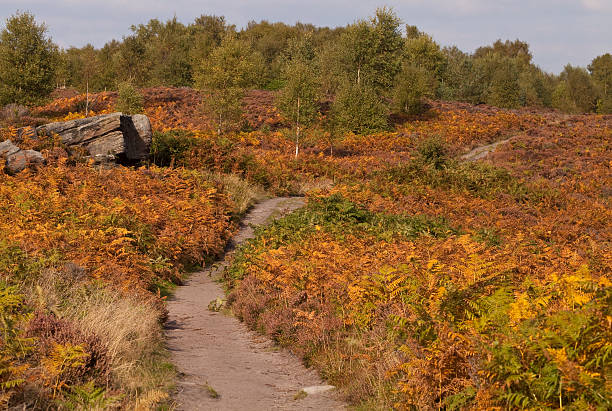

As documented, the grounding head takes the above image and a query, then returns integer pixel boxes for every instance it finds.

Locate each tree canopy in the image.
[0,12,58,105]
[0,9,609,117]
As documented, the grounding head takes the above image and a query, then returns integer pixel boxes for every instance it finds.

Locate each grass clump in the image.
[204,382,219,399]
[1,257,174,409]
[205,172,267,218]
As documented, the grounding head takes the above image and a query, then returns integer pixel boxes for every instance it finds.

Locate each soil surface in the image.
[461,138,512,161]
[166,197,346,410]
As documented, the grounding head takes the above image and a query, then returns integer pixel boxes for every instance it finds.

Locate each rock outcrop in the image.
[0,140,46,175]
[2,113,152,175]
[35,113,152,163]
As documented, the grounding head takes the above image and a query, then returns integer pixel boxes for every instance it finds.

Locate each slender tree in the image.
[195,35,264,134]
[339,7,403,93]
[277,35,320,158]
[393,64,436,115]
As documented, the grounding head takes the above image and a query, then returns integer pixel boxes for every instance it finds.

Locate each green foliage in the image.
[519,67,554,107]
[487,57,523,108]
[276,38,320,124]
[474,39,533,64]
[393,64,436,115]
[195,35,265,134]
[195,35,264,91]
[482,281,611,409]
[59,45,99,92]
[190,15,234,64]
[403,27,447,82]
[596,97,612,114]
[150,130,197,167]
[226,194,454,284]
[444,386,477,410]
[10,11,608,115]
[330,81,389,134]
[439,38,554,109]
[471,54,524,108]
[116,81,144,115]
[439,46,481,102]
[239,20,303,85]
[317,40,346,96]
[387,140,534,200]
[0,241,61,284]
[588,53,612,97]
[138,17,194,87]
[60,381,121,410]
[553,65,599,113]
[205,87,245,135]
[0,282,33,401]
[0,12,58,105]
[416,137,449,169]
[0,282,33,356]
[552,81,577,113]
[588,53,612,113]
[339,7,404,93]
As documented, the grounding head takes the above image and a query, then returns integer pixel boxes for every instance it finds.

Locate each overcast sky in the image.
[1,1,610,74]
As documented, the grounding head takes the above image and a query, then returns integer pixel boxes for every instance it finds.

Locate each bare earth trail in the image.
[461,117,570,162]
[166,197,346,411]
[461,138,512,161]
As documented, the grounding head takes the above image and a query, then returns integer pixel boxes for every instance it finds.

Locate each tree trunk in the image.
[295,97,300,159]
[85,78,89,117]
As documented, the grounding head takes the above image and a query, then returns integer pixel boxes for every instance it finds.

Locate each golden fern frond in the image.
[132,389,169,411]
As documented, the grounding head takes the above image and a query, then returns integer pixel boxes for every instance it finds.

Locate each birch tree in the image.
[276,35,319,158]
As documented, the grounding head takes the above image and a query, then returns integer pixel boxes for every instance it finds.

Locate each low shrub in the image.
[116,82,144,115]
[387,139,529,200]
[150,130,197,167]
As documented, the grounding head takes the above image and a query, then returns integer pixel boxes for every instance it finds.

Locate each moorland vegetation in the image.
[0,7,610,410]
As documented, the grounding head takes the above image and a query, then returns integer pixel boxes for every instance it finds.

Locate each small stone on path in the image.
[302,385,336,395]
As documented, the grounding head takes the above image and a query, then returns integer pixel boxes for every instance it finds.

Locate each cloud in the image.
[1,1,611,73]
[582,0,612,11]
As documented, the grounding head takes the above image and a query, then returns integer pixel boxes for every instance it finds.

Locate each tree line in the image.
[1,9,612,127]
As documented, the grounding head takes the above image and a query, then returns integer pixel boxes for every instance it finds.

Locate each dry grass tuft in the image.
[207,172,267,216]
[23,265,175,408]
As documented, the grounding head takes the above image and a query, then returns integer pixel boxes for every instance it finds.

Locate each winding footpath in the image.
[166,197,346,410]
[461,138,512,161]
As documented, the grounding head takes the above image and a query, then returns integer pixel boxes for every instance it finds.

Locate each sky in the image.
[0,0,610,74]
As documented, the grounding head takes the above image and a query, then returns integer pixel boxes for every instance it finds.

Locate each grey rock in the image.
[0,140,20,158]
[40,113,122,146]
[301,385,336,395]
[36,112,152,162]
[86,130,125,158]
[5,149,45,175]
[124,114,152,160]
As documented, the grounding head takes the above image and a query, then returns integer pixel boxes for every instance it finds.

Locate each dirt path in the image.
[166,197,346,410]
[461,138,512,161]
[461,118,569,162]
